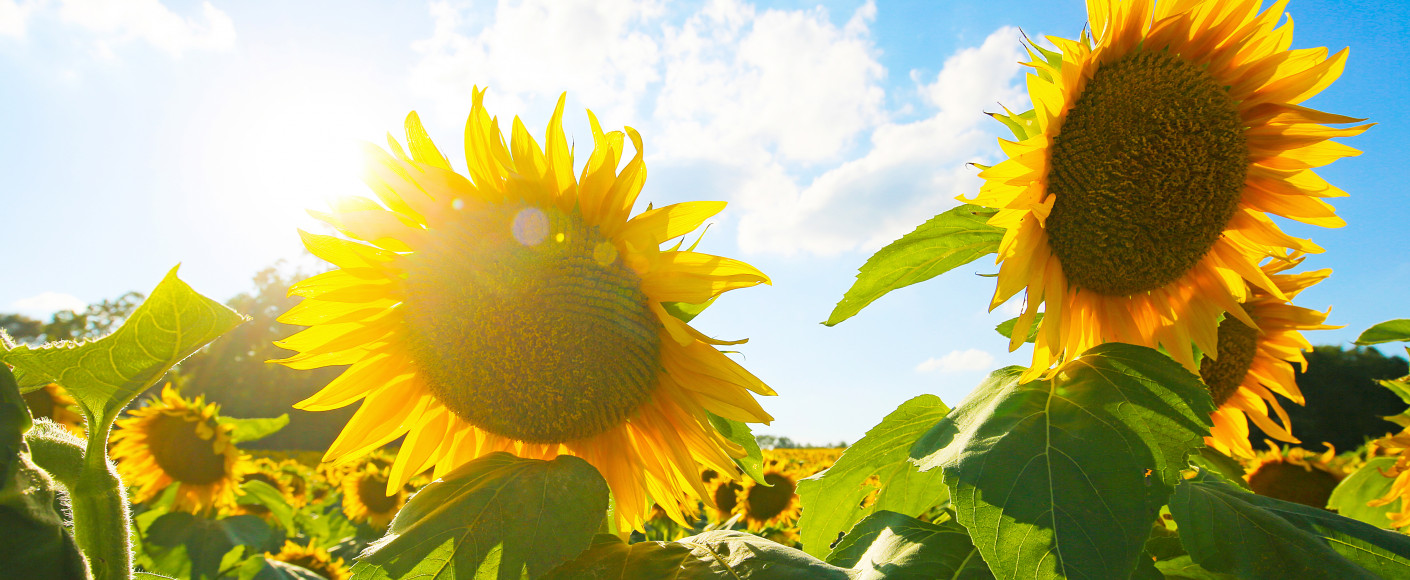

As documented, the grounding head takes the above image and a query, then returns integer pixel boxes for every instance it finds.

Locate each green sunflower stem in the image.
[70,415,134,580]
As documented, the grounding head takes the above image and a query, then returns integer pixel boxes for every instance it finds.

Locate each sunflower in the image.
[278,459,314,509]
[266,541,351,580]
[110,384,246,513]
[1242,442,1343,508]
[1202,252,1336,457]
[272,88,775,530]
[734,469,801,531]
[1368,430,1410,529]
[23,383,85,437]
[340,452,405,529]
[966,0,1366,380]
[706,478,744,525]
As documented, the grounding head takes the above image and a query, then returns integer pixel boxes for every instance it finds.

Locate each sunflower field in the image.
[3,0,1410,578]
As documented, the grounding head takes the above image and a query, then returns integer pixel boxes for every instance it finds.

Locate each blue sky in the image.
[2,0,1406,445]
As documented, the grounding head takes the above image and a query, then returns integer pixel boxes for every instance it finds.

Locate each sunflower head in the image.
[734,468,801,532]
[706,478,744,525]
[967,0,1365,380]
[1243,442,1343,508]
[340,452,405,529]
[110,384,246,514]
[267,540,351,580]
[273,88,775,530]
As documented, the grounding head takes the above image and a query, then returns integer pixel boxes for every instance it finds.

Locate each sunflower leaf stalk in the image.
[70,412,133,580]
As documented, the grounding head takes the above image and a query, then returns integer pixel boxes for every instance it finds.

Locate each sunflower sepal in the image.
[705,411,769,486]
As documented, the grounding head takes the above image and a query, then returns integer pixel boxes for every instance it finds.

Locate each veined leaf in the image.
[826,204,1001,326]
[237,479,296,534]
[1355,319,1410,345]
[542,530,854,579]
[796,395,950,558]
[220,414,290,444]
[1327,457,1400,529]
[144,513,275,580]
[0,266,246,426]
[351,452,607,580]
[707,411,768,485]
[910,343,1215,579]
[996,314,1044,344]
[825,511,991,579]
[1171,469,1410,578]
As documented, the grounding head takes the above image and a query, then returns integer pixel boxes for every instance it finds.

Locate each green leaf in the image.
[662,298,716,324]
[542,530,855,579]
[910,343,1216,579]
[796,395,951,558]
[1189,447,1250,491]
[0,365,87,580]
[1327,457,1400,528]
[995,314,1043,344]
[238,479,296,534]
[824,511,991,579]
[826,204,1001,326]
[706,411,768,485]
[220,414,290,444]
[145,513,275,580]
[0,266,246,426]
[136,573,178,580]
[1154,555,1239,580]
[351,452,608,580]
[1170,468,1410,578]
[1355,319,1410,345]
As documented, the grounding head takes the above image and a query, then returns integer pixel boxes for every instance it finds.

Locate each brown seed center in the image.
[147,413,229,485]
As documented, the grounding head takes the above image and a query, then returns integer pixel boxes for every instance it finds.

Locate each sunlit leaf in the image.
[0,266,246,426]
[541,530,854,579]
[1171,468,1410,578]
[995,314,1043,344]
[910,343,1216,579]
[796,395,950,558]
[1355,319,1410,345]
[1326,457,1401,528]
[238,479,296,534]
[351,452,607,580]
[1153,555,1239,580]
[826,205,1001,326]
[824,510,991,579]
[220,414,290,444]
[706,412,768,485]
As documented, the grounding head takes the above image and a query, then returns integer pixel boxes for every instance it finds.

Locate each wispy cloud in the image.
[3,0,235,56]
[917,348,995,373]
[8,291,86,318]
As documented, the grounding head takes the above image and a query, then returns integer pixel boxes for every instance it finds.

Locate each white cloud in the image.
[6,0,234,55]
[0,0,39,39]
[917,348,995,373]
[9,291,86,318]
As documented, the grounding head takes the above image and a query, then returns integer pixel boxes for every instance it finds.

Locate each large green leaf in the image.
[824,511,991,579]
[796,395,950,557]
[1355,319,1410,345]
[1328,457,1400,528]
[706,411,768,485]
[220,414,290,444]
[825,204,1001,326]
[910,343,1215,579]
[1170,468,1410,578]
[541,530,855,579]
[0,266,246,426]
[351,452,608,580]
[144,512,276,580]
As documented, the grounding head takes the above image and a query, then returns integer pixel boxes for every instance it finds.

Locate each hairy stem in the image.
[70,415,133,580]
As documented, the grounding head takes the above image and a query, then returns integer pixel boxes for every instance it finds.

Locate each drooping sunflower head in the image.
[967,0,1366,380]
[266,540,351,580]
[273,87,775,530]
[24,383,85,437]
[1202,252,1337,457]
[734,469,801,532]
[1242,442,1343,508]
[110,384,246,514]
[340,451,404,529]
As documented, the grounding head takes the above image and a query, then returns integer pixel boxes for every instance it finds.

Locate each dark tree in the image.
[1251,345,1409,453]
[1,292,144,345]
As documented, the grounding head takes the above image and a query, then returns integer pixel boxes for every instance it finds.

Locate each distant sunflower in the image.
[273,88,775,529]
[266,541,351,580]
[966,0,1366,380]
[110,385,245,513]
[340,452,404,528]
[1202,253,1336,457]
[278,460,313,509]
[735,469,801,531]
[706,479,744,525]
[23,383,85,437]
[1243,442,1343,508]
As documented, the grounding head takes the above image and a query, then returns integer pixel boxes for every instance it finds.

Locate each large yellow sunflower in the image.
[273,88,775,530]
[734,468,801,532]
[966,0,1366,380]
[110,384,246,514]
[1202,252,1336,457]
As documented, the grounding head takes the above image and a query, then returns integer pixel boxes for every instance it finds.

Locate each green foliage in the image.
[796,395,950,558]
[1327,457,1400,528]
[542,531,855,579]
[995,314,1043,344]
[351,452,609,580]
[1171,468,1410,578]
[826,204,1001,326]
[706,411,769,485]
[141,513,276,580]
[237,557,326,580]
[2,292,145,346]
[910,344,1216,579]
[220,415,290,444]
[1,266,246,427]
[0,365,87,580]
[1355,319,1410,345]
[824,511,991,579]
[238,479,296,534]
